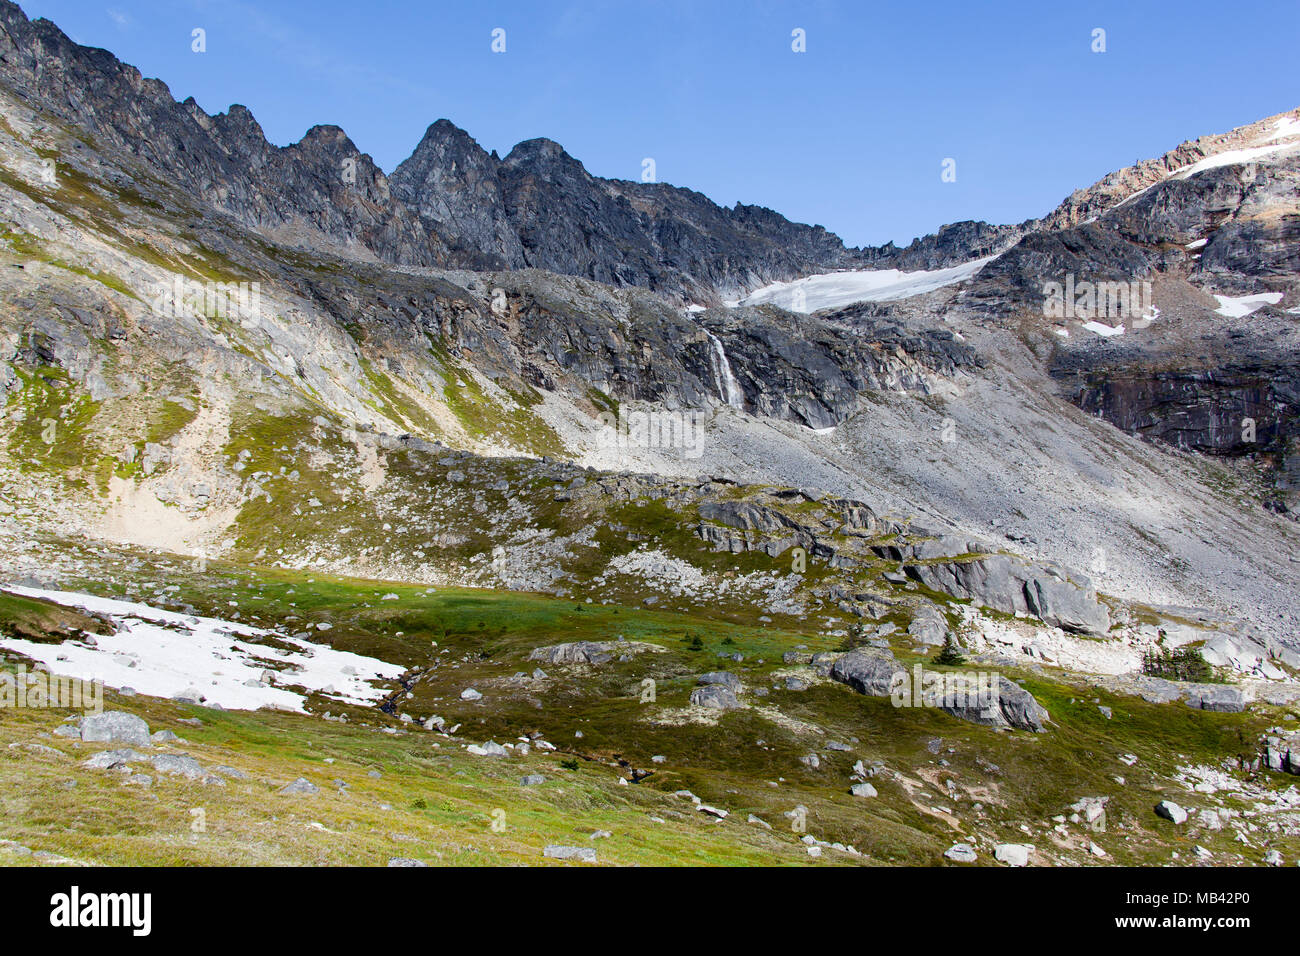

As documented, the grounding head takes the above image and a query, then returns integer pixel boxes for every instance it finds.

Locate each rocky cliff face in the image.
[389,120,524,271]
[1049,312,1300,513]
[945,112,1300,514]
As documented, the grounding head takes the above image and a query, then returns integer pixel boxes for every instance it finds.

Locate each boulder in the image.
[830,648,901,696]
[938,676,1050,732]
[82,748,146,770]
[150,754,205,779]
[279,777,320,795]
[697,671,742,691]
[944,843,977,863]
[543,845,596,863]
[1155,800,1188,824]
[80,711,150,747]
[907,605,948,646]
[987,677,1051,732]
[690,685,741,710]
[993,843,1033,867]
[1184,685,1247,713]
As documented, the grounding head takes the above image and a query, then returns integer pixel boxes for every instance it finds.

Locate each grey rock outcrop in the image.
[907,604,949,646]
[697,671,742,691]
[689,685,742,710]
[903,555,1110,635]
[1155,800,1188,824]
[79,711,150,747]
[528,640,659,665]
[543,844,596,863]
[830,647,1049,732]
[279,777,320,795]
[830,649,900,697]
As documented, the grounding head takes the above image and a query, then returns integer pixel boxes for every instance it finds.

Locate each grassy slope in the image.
[2,544,1295,867]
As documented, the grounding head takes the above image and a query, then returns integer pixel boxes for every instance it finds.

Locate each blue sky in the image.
[20,0,1300,248]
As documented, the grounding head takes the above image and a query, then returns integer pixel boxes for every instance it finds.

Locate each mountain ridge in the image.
[0,0,1018,301]
[5,0,1296,310]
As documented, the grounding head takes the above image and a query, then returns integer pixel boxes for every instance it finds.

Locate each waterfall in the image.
[706,332,745,409]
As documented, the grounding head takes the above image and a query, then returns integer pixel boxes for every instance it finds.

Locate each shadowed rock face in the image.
[1069,370,1290,456]
[1048,307,1300,513]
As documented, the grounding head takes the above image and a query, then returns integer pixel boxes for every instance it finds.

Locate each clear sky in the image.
[18,0,1300,249]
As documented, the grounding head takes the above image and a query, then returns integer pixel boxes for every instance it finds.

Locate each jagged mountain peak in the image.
[502,136,582,168]
[404,117,487,158]
[296,124,359,150]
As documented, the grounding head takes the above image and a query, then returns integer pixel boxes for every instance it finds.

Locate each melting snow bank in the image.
[728,256,992,313]
[0,587,405,712]
[1082,320,1125,337]
[1213,292,1284,318]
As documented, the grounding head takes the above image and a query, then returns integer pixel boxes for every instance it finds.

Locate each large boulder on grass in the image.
[79,711,150,747]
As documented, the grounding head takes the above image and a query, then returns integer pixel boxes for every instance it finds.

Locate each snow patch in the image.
[1082,321,1124,337]
[729,257,992,313]
[1213,292,1283,318]
[0,587,405,712]
[1169,141,1300,181]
